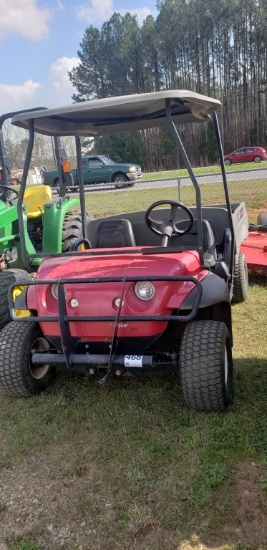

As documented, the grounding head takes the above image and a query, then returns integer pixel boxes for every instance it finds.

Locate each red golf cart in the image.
[0,90,249,411]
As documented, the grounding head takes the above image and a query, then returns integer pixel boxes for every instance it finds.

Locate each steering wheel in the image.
[145,200,194,247]
[0,183,19,202]
[69,238,92,251]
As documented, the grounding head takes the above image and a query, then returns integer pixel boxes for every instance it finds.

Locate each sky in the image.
[0,0,158,114]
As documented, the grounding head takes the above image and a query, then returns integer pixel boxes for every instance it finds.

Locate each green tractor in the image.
[0,108,88,329]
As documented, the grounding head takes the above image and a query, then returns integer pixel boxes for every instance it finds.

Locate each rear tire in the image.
[253,156,262,163]
[0,269,31,331]
[62,211,94,252]
[0,321,55,397]
[179,320,233,412]
[232,252,248,303]
[257,212,267,225]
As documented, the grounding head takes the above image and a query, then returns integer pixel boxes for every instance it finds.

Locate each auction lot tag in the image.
[124,355,143,368]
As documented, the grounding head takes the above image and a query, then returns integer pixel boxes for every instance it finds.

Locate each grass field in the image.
[0,286,266,550]
[0,178,267,550]
[142,161,267,180]
[83,179,267,223]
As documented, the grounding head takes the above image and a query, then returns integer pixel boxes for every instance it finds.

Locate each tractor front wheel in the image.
[0,321,55,397]
[0,269,32,331]
[179,320,233,412]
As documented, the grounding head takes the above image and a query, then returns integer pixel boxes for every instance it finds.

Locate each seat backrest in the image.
[172,219,217,266]
[23,185,52,218]
[92,219,136,248]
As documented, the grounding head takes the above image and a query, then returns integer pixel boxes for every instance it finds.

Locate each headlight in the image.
[134,281,155,301]
[51,284,67,300]
[128,166,136,173]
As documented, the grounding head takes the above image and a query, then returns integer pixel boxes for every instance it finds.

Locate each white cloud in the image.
[0,0,52,41]
[0,80,41,111]
[50,56,80,91]
[77,0,113,24]
[76,0,155,25]
[118,6,155,23]
[0,57,80,112]
[56,0,65,10]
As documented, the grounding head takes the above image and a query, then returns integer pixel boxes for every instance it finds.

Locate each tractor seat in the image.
[23,185,52,219]
[92,219,136,248]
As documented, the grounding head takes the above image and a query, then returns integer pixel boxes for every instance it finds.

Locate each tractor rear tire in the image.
[0,321,55,397]
[232,252,248,303]
[179,320,233,412]
[62,211,94,252]
[0,269,31,331]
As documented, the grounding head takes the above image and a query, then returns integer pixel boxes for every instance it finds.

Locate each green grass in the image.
[142,161,267,180]
[17,541,41,550]
[82,178,267,223]
[1,182,267,549]
[1,286,267,550]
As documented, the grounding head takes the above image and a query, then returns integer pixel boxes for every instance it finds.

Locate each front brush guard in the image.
[9,275,203,373]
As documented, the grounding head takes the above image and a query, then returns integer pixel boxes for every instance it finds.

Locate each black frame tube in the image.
[165,99,204,265]
[75,136,87,239]
[0,108,46,187]
[9,275,203,324]
[17,118,35,272]
[213,111,235,282]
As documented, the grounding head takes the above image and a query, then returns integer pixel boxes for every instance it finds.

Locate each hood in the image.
[28,249,206,341]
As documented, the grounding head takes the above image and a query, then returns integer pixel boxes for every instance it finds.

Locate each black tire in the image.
[232,252,248,304]
[179,320,233,412]
[0,269,32,331]
[257,212,267,225]
[253,155,262,163]
[0,321,55,397]
[112,173,128,189]
[224,159,232,166]
[62,211,94,252]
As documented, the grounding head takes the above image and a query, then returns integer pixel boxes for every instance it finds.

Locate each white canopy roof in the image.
[11,90,221,137]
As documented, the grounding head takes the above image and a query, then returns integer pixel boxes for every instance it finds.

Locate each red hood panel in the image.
[36,249,201,279]
[28,249,205,340]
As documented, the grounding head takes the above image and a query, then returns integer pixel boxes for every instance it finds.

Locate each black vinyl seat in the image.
[92,219,136,248]
[172,219,217,267]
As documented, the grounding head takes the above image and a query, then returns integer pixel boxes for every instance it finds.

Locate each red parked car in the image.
[224,146,267,165]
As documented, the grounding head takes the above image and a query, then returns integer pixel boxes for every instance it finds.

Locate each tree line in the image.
[68,0,267,171]
[4,0,267,173]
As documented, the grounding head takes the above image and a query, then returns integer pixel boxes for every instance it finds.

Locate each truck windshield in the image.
[100,156,115,164]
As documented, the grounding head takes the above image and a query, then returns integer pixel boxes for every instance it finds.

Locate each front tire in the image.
[0,269,32,331]
[232,252,249,303]
[224,159,232,166]
[0,321,55,397]
[179,320,233,412]
[112,173,128,189]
